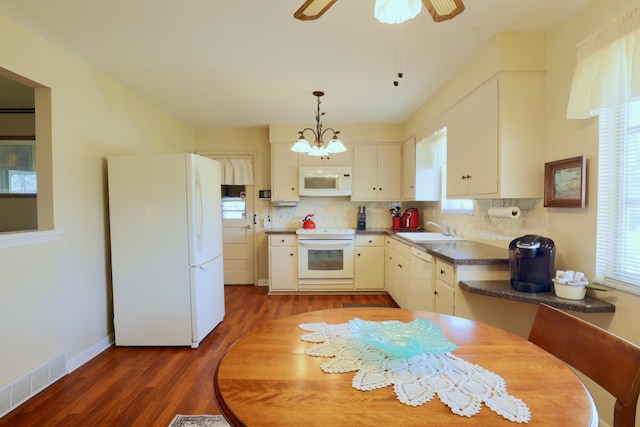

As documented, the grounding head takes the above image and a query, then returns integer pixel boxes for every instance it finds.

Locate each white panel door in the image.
[222,187,254,285]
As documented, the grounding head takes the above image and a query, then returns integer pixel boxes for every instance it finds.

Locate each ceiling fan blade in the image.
[422,0,465,22]
[294,0,337,21]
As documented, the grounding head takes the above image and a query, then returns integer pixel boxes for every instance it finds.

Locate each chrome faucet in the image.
[425,221,450,236]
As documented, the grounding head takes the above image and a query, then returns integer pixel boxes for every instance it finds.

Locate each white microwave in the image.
[299,166,352,197]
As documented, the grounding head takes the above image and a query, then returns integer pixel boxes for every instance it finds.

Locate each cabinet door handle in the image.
[253,214,257,225]
[357,253,361,257]
[398,263,403,268]
[466,175,471,179]
[434,291,439,295]
[290,253,294,257]
[440,269,445,275]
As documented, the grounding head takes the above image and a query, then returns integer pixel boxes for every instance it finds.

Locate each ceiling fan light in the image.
[375,0,422,24]
[422,0,465,22]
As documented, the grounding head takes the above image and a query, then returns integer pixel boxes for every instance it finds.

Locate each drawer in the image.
[270,235,296,246]
[356,235,385,247]
[435,259,455,286]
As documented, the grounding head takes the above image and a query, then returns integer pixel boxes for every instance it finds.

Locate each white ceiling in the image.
[0,0,592,128]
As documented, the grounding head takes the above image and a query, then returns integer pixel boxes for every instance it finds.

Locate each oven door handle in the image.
[298,239,354,246]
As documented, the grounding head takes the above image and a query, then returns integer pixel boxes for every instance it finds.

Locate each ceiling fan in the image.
[294,0,465,23]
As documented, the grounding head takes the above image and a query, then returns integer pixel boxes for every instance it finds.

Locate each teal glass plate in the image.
[348,317,458,358]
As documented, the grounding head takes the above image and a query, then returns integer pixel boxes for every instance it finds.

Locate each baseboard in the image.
[66,333,114,373]
[258,279,269,287]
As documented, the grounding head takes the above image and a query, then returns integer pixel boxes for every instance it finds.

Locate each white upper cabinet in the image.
[352,143,402,201]
[271,143,299,202]
[446,72,545,199]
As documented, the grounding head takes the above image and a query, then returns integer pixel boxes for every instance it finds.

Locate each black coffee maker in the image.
[509,235,555,293]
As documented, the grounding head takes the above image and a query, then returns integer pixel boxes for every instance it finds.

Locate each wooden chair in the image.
[528,303,640,427]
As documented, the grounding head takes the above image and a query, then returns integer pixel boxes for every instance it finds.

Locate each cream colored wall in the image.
[545,1,640,424]
[405,33,547,139]
[0,12,194,387]
[195,127,271,282]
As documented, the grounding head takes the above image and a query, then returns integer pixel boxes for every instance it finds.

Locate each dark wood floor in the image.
[1,286,397,426]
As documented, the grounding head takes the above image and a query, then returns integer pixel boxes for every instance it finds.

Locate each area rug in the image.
[168,415,230,427]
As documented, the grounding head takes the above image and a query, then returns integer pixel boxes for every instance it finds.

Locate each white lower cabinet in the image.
[269,235,297,292]
[354,235,385,290]
[385,237,412,308]
[434,258,510,317]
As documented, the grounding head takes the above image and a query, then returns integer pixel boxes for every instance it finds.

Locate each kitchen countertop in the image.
[369,228,509,266]
[266,228,509,266]
[459,280,615,313]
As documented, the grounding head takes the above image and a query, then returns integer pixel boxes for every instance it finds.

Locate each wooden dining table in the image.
[213,307,597,426]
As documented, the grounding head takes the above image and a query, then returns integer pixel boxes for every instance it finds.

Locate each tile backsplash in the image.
[270,197,548,249]
[271,197,402,230]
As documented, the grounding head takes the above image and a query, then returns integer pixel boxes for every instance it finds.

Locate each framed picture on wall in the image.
[544,155,586,208]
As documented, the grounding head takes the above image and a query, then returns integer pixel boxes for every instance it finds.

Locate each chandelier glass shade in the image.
[291,91,346,157]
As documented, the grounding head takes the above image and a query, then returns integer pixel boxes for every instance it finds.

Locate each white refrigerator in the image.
[107,153,225,347]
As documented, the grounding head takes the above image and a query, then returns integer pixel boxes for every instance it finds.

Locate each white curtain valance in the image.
[219,158,254,185]
[566,4,640,119]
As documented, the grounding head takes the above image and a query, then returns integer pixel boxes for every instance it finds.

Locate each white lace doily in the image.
[299,321,531,423]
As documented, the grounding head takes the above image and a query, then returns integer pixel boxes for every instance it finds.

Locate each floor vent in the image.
[0,353,66,418]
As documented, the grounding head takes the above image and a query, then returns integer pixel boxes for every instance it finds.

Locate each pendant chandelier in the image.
[291,91,346,156]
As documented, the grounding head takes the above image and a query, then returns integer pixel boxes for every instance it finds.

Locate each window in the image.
[596,98,640,291]
[221,185,246,220]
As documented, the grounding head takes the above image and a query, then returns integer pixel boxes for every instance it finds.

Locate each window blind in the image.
[596,98,640,291]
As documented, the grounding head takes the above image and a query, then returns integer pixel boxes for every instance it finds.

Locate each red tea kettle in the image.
[302,214,316,229]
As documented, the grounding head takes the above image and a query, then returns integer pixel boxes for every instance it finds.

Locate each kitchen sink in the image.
[395,232,466,242]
